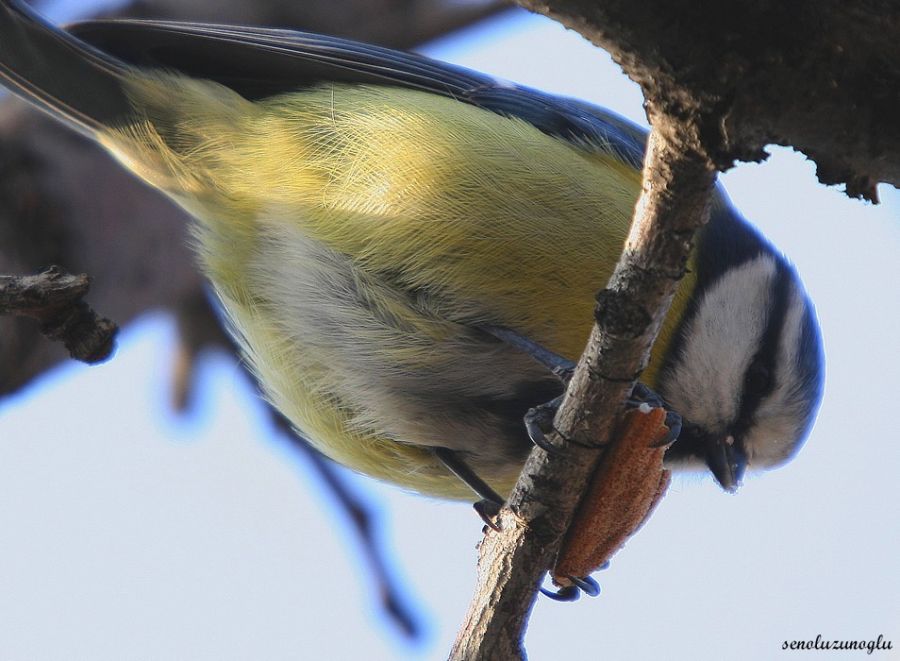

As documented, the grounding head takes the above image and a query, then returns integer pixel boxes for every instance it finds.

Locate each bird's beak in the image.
[705,435,747,493]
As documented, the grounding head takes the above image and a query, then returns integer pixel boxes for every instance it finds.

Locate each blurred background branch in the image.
[1,2,897,658]
[0,0,506,641]
[0,266,116,363]
[0,0,507,397]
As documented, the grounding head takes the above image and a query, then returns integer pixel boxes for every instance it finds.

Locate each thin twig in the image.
[0,266,117,363]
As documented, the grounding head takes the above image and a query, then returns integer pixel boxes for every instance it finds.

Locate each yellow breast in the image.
[106,79,696,498]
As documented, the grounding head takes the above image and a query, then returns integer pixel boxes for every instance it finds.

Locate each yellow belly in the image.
[106,79,696,499]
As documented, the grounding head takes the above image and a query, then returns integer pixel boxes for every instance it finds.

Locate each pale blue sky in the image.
[1,7,898,661]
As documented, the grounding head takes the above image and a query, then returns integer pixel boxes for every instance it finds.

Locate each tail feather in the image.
[0,0,133,135]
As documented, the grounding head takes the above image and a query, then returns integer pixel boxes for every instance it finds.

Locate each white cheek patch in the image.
[662,255,778,433]
[743,286,810,467]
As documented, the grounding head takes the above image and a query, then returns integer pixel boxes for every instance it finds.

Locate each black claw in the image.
[628,383,683,447]
[479,326,578,453]
[473,499,502,531]
[540,572,603,601]
[569,575,601,597]
[524,395,564,453]
[540,585,581,602]
[525,412,560,454]
[627,381,665,409]
[652,410,683,447]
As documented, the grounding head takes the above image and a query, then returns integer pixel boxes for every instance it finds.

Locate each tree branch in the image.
[453,1,900,655]
[0,266,117,363]
[0,0,506,396]
[450,121,717,660]
[1,0,501,637]
[518,0,900,201]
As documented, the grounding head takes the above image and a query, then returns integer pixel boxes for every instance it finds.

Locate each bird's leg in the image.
[540,563,608,601]
[540,584,581,602]
[480,324,575,382]
[435,439,605,601]
[479,325,574,453]
[479,325,682,601]
[480,325,682,450]
[432,447,504,531]
[628,382,683,447]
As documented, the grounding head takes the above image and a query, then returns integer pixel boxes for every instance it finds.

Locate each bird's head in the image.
[659,208,824,492]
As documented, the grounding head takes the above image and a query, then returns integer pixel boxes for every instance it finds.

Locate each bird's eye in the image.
[744,361,773,398]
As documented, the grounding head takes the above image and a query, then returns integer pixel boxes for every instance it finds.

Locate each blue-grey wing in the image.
[70,19,645,166]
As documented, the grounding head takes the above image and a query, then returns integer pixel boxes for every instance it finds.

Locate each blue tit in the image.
[0,0,823,499]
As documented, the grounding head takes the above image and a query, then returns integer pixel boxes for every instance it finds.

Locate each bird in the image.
[0,1,823,506]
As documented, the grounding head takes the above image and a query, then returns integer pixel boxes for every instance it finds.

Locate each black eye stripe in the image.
[744,362,772,396]
[735,260,792,429]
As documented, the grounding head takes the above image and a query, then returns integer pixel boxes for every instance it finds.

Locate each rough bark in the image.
[0,266,116,363]
[452,1,899,657]
[518,0,900,201]
[451,123,717,661]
